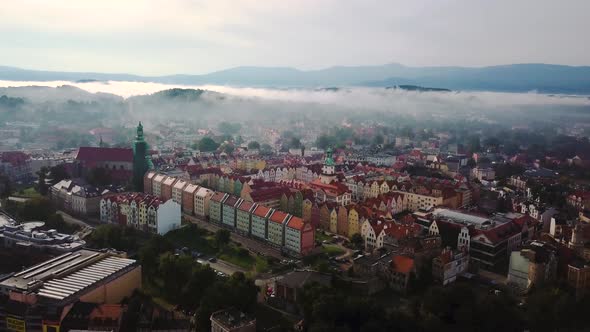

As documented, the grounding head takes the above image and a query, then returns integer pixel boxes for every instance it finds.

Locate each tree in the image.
[198,137,219,152]
[21,197,55,221]
[0,175,11,198]
[49,164,70,185]
[260,143,273,155]
[45,213,80,234]
[214,229,231,249]
[247,141,260,150]
[36,167,49,195]
[222,144,234,154]
[350,233,364,249]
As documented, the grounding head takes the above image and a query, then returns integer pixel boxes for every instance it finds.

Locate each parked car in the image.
[208,257,217,263]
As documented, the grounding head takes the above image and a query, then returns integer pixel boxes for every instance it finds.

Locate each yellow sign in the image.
[43,324,60,332]
[6,317,25,332]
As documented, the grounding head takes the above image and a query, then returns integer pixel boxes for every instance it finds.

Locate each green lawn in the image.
[315,231,332,243]
[218,245,256,269]
[322,244,345,257]
[163,225,217,255]
[255,256,270,273]
[164,224,278,273]
[15,187,41,198]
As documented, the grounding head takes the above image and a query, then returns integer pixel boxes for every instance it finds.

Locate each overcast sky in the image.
[1,0,588,75]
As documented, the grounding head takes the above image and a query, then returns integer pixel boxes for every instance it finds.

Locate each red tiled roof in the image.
[287,216,305,230]
[76,147,133,162]
[269,210,289,224]
[253,205,272,218]
[391,255,415,274]
[224,195,239,207]
[0,151,30,165]
[250,187,291,202]
[211,192,227,202]
[237,200,255,212]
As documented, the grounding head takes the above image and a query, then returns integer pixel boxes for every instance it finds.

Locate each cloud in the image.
[1,1,589,74]
[1,80,588,121]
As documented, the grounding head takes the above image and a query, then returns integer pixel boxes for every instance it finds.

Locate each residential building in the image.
[432,247,469,285]
[507,241,557,291]
[100,193,181,235]
[222,196,242,229]
[160,176,177,201]
[144,171,156,194]
[0,151,33,182]
[182,183,200,214]
[251,205,272,240]
[172,178,189,205]
[385,255,415,293]
[210,308,256,332]
[284,216,314,255]
[567,260,590,295]
[268,210,290,247]
[152,173,167,198]
[195,187,214,217]
[236,200,256,235]
[209,192,229,224]
[472,166,495,181]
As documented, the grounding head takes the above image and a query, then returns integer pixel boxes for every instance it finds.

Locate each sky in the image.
[1,0,589,76]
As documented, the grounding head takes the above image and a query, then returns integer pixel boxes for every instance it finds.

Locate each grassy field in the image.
[322,244,345,257]
[218,245,256,269]
[165,225,274,272]
[164,225,217,255]
[315,230,332,243]
[15,187,41,198]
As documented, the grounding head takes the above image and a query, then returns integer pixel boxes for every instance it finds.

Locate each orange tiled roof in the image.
[391,255,415,274]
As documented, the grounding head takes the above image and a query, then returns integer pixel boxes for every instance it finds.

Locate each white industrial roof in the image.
[36,256,136,301]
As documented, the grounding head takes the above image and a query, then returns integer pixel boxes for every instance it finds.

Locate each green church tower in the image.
[133,122,152,191]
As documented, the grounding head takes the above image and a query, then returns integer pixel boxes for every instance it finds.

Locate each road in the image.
[57,210,96,229]
[196,257,247,276]
[183,213,285,260]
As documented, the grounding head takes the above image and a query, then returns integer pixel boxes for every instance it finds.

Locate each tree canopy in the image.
[197,137,220,152]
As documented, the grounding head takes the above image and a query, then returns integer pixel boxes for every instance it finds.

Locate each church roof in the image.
[76,147,133,163]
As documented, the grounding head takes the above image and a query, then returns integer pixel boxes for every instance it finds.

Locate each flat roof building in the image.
[0,249,141,330]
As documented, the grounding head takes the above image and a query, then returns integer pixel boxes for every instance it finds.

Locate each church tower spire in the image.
[320,146,337,184]
[132,121,152,191]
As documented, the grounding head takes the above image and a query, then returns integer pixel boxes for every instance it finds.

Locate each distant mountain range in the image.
[1,63,590,93]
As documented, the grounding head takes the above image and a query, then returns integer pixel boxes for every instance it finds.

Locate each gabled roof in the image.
[173,179,188,190]
[252,205,272,218]
[237,200,256,213]
[195,187,213,197]
[224,195,240,207]
[269,210,290,225]
[286,216,306,231]
[76,147,133,163]
[210,192,228,202]
[183,183,200,194]
[162,176,177,186]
